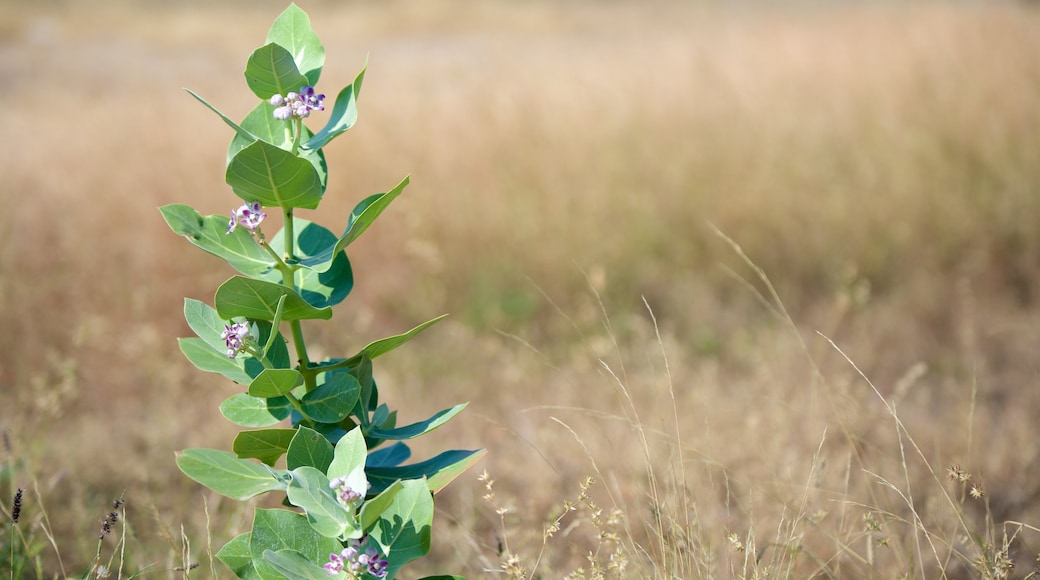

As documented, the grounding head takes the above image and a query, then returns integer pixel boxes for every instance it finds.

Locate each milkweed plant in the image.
[159,5,483,579]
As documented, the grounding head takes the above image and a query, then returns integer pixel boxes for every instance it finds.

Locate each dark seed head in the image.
[12,488,23,523]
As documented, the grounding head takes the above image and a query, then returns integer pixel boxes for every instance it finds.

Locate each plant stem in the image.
[289,321,315,391]
[284,391,314,427]
[260,240,290,273]
[283,207,295,263]
[290,118,302,155]
[280,207,315,390]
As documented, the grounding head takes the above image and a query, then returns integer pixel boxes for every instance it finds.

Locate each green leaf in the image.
[266,4,325,86]
[176,449,287,500]
[301,373,360,423]
[262,549,333,580]
[367,404,468,440]
[301,177,409,274]
[229,102,328,187]
[248,369,303,398]
[184,298,231,353]
[233,429,297,466]
[286,426,334,472]
[215,276,332,321]
[360,478,433,577]
[217,533,260,580]
[372,404,392,429]
[179,316,285,381]
[226,140,324,209]
[355,314,447,361]
[349,357,378,416]
[263,219,353,309]
[257,320,292,369]
[327,428,367,492]
[184,89,259,144]
[368,442,411,468]
[302,66,365,152]
[286,466,357,539]
[178,337,254,384]
[159,205,273,277]
[232,101,292,153]
[367,449,486,495]
[249,508,342,580]
[220,393,292,428]
[244,43,309,100]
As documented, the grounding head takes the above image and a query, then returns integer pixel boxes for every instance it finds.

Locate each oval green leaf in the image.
[263,549,332,580]
[228,102,327,187]
[359,478,433,577]
[226,140,324,209]
[286,426,334,472]
[233,429,297,466]
[220,393,292,428]
[248,369,303,398]
[160,205,273,277]
[176,448,287,500]
[249,508,341,580]
[301,373,360,423]
[184,298,228,353]
[266,4,325,86]
[215,276,332,321]
[216,533,260,580]
[286,466,356,539]
[328,427,367,488]
[244,43,309,100]
[178,337,254,385]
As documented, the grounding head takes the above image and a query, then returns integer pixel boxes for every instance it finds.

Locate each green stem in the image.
[305,356,361,376]
[283,391,314,427]
[283,207,295,263]
[279,208,315,389]
[289,320,315,391]
[260,240,290,273]
[290,118,302,155]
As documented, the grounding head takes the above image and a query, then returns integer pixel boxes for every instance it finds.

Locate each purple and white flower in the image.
[227,201,266,236]
[221,321,255,358]
[329,476,366,507]
[270,85,326,120]
[323,537,389,578]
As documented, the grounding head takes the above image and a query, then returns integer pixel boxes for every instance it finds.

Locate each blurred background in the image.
[2,0,1039,577]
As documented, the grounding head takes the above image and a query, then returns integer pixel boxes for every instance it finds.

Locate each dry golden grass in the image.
[2,0,1040,577]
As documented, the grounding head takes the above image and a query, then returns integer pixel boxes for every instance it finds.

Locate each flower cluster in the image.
[227,201,267,238]
[329,476,367,508]
[270,86,326,120]
[323,538,389,578]
[221,321,256,358]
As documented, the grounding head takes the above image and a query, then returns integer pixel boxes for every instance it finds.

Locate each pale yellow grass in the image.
[1,1,1039,577]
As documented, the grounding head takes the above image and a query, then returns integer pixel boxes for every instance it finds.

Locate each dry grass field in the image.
[2,0,1040,577]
